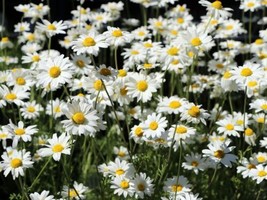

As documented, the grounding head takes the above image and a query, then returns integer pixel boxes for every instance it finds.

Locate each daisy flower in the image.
[167,124,196,150]
[237,157,258,179]
[0,149,33,179]
[14,22,30,33]
[250,98,267,113]
[254,152,267,164]
[70,54,94,75]
[107,158,135,178]
[0,127,12,149]
[38,133,71,161]
[0,36,14,49]
[131,26,151,41]
[230,62,263,86]
[130,124,145,144]
[126,72,159,103]
[133,173,154,199]
[113,82,132,106]
[94,64,118,81]
[113,146,130,160]
[182,153,206,174]
[71,32,109,56]
[244,127,257,146]
[163,175,191,196]
[202,140,237,167]
[61,181,88,200]
[0,84,29,106]
[250,164,267,184]
[216,117,244,137]
[240,0,261,12]
[61,101,100,137]
[36,20,67,37]
[180,26,214,51]
[157,96,187,114]
[6,68,35,90]
[20,101,44,120]
[180,103,210,125]
[260,137,267,148]
[4,120,38,148]
[37,54,73,90]
[110,176,135,198]
[29,190,55,200]
[142,113,168,139]
[199,0,232,19]
[46,98,66,119]
[103,26,133,47]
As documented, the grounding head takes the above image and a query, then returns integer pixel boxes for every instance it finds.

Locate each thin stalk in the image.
[29,157,51,191]
[1,0,5,38]
[228,92,234,114]
[19,176,29,200]
[49,91,53,130]
[174,140,183,199]
[114,46,119,70]
[142,6,147,26]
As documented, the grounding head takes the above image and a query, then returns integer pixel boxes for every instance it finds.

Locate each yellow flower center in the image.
[11,158,22,168]
[131,50,139,55]
[247,163,256,169]
[49,66,61,78]
[188,106,200,117]
[5,93,17,100]
[72,112,85,124]
[137,183,145,191]
[258,170,267,177]
[27,34,35,41]
[16,77,26,85]
[261,104,267,110]
[93,80,103,91]
[257,156,266,163]
[76,60,85,68]
[47,24,56,31]
[134,127,143,137]
[54,106,61,113]
[118,151,126,158]
[170,29,178,36]
[112,29,123,37]
[171,59,179,65]
[80,7,87,14]
[27,106,35,113]
[1,37,9,42]
[116,168,125,175]
[240,67,253,77]
[191,37,202,47]
[77,93,84,97]
[118,69,127,77]
[244,128,254,136]
[154,21,163,28]
[52,144,64,153]
[171,185,183,192]
[188,51,194,58]
[225,124,234,131]
[32,55,40,62]
[167,47,179,56]
[120,87,128,96]
[99,68,111,76]
[236,119,243,126]
[96,15,103,21]
[177,18,184,24]
[225,25,233,30]
[82,37,96,47]
[149,121,158,130]
[120,180,129,189]
[143,42,153,48]
[212,1,223,9]
[143,63,152,69]
[136,80,148,92]
[176,126,187,134]
[255,39,264,45]
[247,81,257,87]
[169,100,181,109]
[216,63,224,69]
[247,2,255,8]
[0,133,7,139]
[223,71,232,79]
[69,189,78,198]
[191,161,199,167]
[257,117,265,123]
[14,128,25,136]
[214,150,225,158]
[138,31,145,36]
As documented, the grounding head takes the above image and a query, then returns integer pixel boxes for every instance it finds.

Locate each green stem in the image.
[114,46,119,70]
[29,157,51,191]
[1,0,5,38]
[228,93,234,114]
[142,6,147,26]
[174,140,183,199]
[19,176,29,200]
